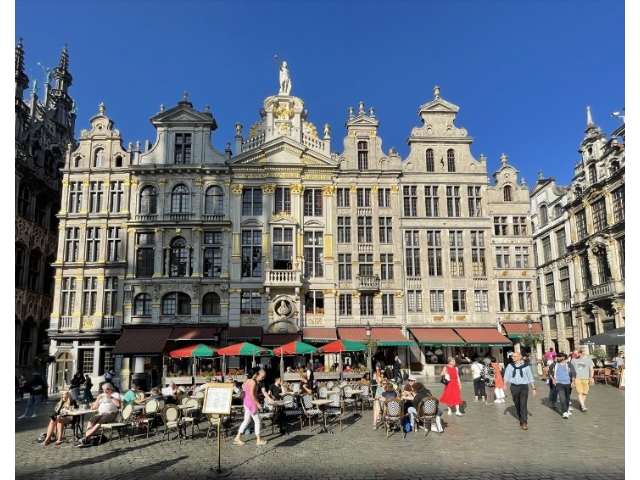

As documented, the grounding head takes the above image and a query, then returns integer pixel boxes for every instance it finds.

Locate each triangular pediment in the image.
[229,137,338,167]
[150,104,217,126]
[418,98,460,114]
[346,115,380,127]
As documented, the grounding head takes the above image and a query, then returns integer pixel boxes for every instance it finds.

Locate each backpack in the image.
[401,416,411,433]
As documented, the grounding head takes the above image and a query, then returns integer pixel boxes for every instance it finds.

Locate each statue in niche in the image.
[274,55,292,95]
[276,299,291,318]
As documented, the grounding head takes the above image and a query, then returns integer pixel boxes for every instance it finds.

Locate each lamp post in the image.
[365,321,372,382]
[525,318,539,377]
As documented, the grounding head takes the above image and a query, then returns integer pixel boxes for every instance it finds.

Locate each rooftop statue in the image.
[274,55,292,95]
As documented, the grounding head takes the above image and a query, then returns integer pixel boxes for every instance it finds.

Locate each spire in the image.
[15,38,29,96]
[586,106,594,126]
[53,44,73,93]
[58,44,69,71]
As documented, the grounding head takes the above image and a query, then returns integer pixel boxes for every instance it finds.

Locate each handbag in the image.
[440,375,450,385]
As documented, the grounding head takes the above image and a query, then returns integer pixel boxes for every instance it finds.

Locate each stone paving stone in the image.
[15,380,624,480]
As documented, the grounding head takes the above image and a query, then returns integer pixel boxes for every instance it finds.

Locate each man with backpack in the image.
[548,352,576,419]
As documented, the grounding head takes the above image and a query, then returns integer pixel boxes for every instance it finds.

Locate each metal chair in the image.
[342,385,358,413]
[300,393,322,431]
[179,395,191,406]
[282,394,303,431]
[138,398,159,438]
[259,396,276,436]
[382,398,404,439]
[101,403,135,445]
[326,381,334,389]
[160,404,185,445]
[325,392,344,431]
[360,385,374,411]
[205,413,227,442]
[318,386,329,399]
[181,398,201,437]
[417,396,442,436]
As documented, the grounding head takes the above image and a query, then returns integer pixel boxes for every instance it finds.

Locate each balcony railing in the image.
[406,277,422,289]
[135,213,158,222]
[356,275,380,291]
[357,243,374,252]
[202,214,225,222]
[168,213,193,221]
[473,276,488,288]
[264,269,302,286]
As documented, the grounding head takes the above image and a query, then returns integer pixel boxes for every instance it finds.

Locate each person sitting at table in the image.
[612,351,625,368]
[196,378,214,392]
[81,383,121,445]
[267,376,283,401]
[43,390,77,446]
[372,379,390,429]
[360,372,371,386]
[122,382,144,406]
[405,381,443,433]
[401,376,417,401]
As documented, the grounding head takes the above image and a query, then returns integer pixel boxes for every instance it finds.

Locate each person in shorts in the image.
[570,349,594,412]
[82,382,121,444]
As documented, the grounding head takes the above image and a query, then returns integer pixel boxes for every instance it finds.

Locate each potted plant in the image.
[591,348,608,367]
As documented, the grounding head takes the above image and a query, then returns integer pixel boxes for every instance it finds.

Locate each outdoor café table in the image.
[311,399,332,434]
[65,408,99,440]
[270,400,287,434]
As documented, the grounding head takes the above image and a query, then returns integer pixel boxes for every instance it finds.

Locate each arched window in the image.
[54,350,73,389]
[35,194,48,227]
[357,141,368,170]
[503,185,512,202]
[18,184,32,218]
[162,292,191,315]
[28,250,42,291]
[553,204,563,219]
[447,149,456,172]
[15,244,27,287]
[588,164,598,184]
[134,293,152,316]
[540,205,548,226]
[115,155,123,167]
[170,237,189,277]
[204,186,224,215]
[610,160,620,173]
[94,148,105,167]
[426,149,434,172]
[202,292,221,316]
[139,186,158,214]
[171,185,190,213]
[575,186,583,197]
[594,246,611,284]
[74,156,82,168]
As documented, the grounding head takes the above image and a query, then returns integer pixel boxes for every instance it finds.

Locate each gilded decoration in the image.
[224,180,231,186]
[261,183,276,195]
[348,130,356,137]
[520,271,528,276]
[322,185,336,196]
[277,122,291,136]
[242,317,259,325]
[228,288,242,294]
[455,316,466,322]
[272,212,296,222]
[350,185,358,194]
[371,186,379,194]
[322,289,337,296]
[303,121,318,138]
[307,318,323,325]
[158,179,166,186]
[394,291,404,297]
[274,103,294,120]
[82,318,94,329]
[249,121,263,137]
[231,184,244,195]
[501,270,508,277]
[352,291,361,298]
[433,316,444,322]
[391,185,399,193]
[369,131,377,138]
[290,184,304,195]
[194,178,203,186]
[82,179,90,186]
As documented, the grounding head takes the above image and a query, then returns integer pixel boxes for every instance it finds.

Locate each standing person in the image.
[570,349,594,412]
[69,371,85,402]
[481,357,496,404]
[18,372,47,419]
[471,356,485,402]
[491,356,506,403]
[17,374,26,400]
[503,351,537,430]
[393,355,402,382]
[82,374,94,403]
[548,352,576,419]
[545,348,557,366]
[305,362,315,393]
[233,369,268,446]
[374,364,383,386]
[440,357,463,416]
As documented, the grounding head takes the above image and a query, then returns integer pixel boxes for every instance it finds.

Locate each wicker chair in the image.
[382,398,405,439]
[341,385,358,414]
[324,392,344,432]
[282,394,303,431]
[300,393,322,431]
[417,396,442,436]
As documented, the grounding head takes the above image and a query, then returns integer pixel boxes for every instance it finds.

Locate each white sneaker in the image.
[31,414,37,418]
[17,414,26,419]
[567,411,572,416]
[562,412,569,419]
[568,406,574,411]
[456,412,463,416]
[447,409,452,415]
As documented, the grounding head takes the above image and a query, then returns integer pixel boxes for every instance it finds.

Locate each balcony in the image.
[135,213,158,222]
[406,277,422,289]
[356,275,380,291]
[168,213,194,221]
[473,276,488,288]
[264,268,302,287]
[357,243,374,252]
[202,214,225,222]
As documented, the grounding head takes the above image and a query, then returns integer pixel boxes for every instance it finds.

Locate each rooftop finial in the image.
[349,106,354,118]
[359,101,365,114]
[521,177,526,187]
[205,104,210,113]
[434,85,441,100]
[183,91,189,101]
[586,106,594,126]
[160,104,165,112]
[369,106,375,118]
[500,153,507,166]
[99,102,105,114]
[538,169,544,179]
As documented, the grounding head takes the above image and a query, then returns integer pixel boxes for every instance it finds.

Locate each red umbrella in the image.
[217,342,273,356]
[272,341,317,356]
[317,339,366,353]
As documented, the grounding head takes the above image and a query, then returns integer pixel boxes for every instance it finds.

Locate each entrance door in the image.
[54,351,74,390]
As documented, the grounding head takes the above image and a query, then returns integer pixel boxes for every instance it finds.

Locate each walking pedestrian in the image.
[440,357,463,416]
[69,371,85,401]
[393,355,402,382]
[82,374,94,402]
[481,357,496,404]
[570,349,594,412]
[502,351,537,430]
[233,369,268,446]
[491,356,506,403]
[18,372,47,419]
[471,356,485,402]
[548,352,576,419]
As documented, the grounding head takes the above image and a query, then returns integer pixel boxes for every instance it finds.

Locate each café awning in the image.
[409,328,466,346]
[226,327,263,341]
[303,328,337,342]
[111,327,173,357]
[337,327,414,346]
[454,328,512,347]
[501,322,544,339]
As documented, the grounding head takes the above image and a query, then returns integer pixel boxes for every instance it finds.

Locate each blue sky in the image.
[14,0,625,187]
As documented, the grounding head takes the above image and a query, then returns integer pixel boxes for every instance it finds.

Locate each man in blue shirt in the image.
[548,352,576,419]
[503,351,537,430]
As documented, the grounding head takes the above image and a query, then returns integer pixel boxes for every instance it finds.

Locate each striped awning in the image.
[502,322,544,339]
[303,328,338,342]
[409,328,466,346]
[454,328,512,347]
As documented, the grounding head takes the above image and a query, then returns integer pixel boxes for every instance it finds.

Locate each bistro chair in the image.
[325,392,343,432]
[282,394,303,432]
[382,398,404,439]
[318,386,329,399]
[181,398,201,437]
[326,381,334,389]
[416,396,441,436]
[160,404,185,445]
[259,396,276,436]
[300,393,322,431]
[138,398,159,438]
[360,385,374,411]
[342,385,358,414]
[205,414,228,442]
[101,403,135,446]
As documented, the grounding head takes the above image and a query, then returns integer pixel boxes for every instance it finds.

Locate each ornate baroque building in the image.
[15,41,76,377]
[531,108,625,355]
[47,73,539,389]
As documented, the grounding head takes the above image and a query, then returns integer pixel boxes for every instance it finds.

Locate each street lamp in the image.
[365,321,372,381]
[525,318,538,377]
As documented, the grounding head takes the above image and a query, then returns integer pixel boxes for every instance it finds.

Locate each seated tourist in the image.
[43,391,77,446]
[405,381,443,433]
[81,383,121,445]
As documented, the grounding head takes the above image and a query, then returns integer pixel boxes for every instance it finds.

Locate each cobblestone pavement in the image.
[15,379,625,480]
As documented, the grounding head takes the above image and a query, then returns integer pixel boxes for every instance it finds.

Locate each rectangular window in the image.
[305,291,325,315]
[109,181,124,213]
[612,188,625,223]
[104,277,118,316]
[592,199,606,233]
[514,246,529,268]
[467,186,482,217]
[339,294,352,316]
[474,290,489,312]
[135,232,155,278]
[618,237,625,280]
[378,188,391,208]
[82,350,94,377]
[446,186,461,217]
[382,293,394,316]
[542,236,552,263]
[85,227,101,262]
[517,281,532,312]
[498,280,513,312]
[82,277,98,316]
[337,216,351,243]
[545,272,556,305]
[379,217,392,244]
[68,181,83,213]
[61,277,76,316]
[357,141,368,170]
[274,187,291,214]
[494,216,508,236]
[575,210,587,240]
[272,227,293,269]
[174,133,192,164]
[427,230,442,276]
[449,230,464,276]
[241,230,262,278]
[403,186,418,217]
[337,188,350,207]
[65,227,80,262]
[407,290,423,312]
[405,230,420,276]
[512,216,527,235]
[338,254,352,281]
[242,188,263,216]
[89,181,104,213]
[107,227,121,262]
[556,228,567,256]
[470,231,486,276]
[380,253,394,280]
[241,290,261,314]
[495,246,510,269]
[303,189,323,216]
[580,253,592,289]
[360,293,374,316]
[203,231,223,278]
[424,186,439,217]
[357,188,371,207]
[559,267,571,301]
[429,290,444,312]
[358,253,374,277]
[452,290,467,312]
[357,217,373,243]
[549,315,558,330]
[304,231,324,278]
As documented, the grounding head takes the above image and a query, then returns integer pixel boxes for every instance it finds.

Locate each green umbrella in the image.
[217,342,274,356]
[169,343,219,358]
[272,341,318,356]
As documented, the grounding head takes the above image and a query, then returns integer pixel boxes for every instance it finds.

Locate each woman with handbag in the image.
[439,357,463,416]
[42,391,77,445]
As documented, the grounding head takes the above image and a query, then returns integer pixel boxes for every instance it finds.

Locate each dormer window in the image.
[426,149,434,172]
[503,185,512,202]
[94,148,105,167]
[588,164,597,185]
[174,133,192,164]
[447,149,455,172]
[357,141,368,170]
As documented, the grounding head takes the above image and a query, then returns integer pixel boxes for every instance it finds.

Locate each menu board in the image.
[202,383,234,415]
